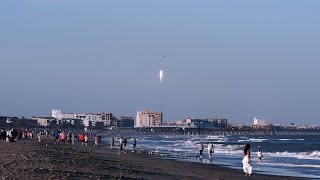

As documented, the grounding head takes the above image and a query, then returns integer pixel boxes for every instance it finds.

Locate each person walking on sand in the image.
[257,145,262,162]
[242,144,252,176]
[208,142,214,159]
[110,136,114,149]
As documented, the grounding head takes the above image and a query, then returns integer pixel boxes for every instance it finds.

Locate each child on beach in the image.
[242,144,252,176]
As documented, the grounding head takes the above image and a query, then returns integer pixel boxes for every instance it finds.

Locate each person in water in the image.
[208,142,214,159]
[257,145,262,162]
[198,142,204,158]
[242,143,252,176]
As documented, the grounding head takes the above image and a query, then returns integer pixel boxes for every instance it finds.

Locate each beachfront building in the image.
[62,113,75,119]
[52,109,114,127]
[184,118,228,130]
[52,109,63,120]
[117,116,134,127]
[74,112,114,127]
[32,116,56,127]
[97,113,113,126]
[86,113,98,126]
[135,109,163,127]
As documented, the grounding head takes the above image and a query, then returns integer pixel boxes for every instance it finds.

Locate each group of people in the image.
[1,129,46,142]
[52,130,103,147]
[197,142,262,176]
[197,142,214,159]
[109,136,137,155]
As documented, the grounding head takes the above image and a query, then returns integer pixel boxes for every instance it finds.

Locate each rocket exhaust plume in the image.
[160,68,163,84]
[159,61,164,84]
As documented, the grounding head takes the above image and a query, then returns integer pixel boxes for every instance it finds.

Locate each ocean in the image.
[103,133,320,179]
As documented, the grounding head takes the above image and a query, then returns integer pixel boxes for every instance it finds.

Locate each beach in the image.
[0,137,302,180]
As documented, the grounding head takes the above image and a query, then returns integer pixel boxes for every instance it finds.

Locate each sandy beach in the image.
[0,137,302,180]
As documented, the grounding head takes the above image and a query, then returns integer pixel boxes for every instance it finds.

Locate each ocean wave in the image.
[277,139,305,141]
[265,151,320,160]
[263,162,320,168]
[238,140,249,142]
[249,138,268,142]
[204,135,225,140]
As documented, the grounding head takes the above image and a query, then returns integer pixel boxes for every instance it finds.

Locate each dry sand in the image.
[0,138,302,180]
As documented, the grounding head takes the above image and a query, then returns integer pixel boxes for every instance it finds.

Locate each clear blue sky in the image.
[1,0,320,125]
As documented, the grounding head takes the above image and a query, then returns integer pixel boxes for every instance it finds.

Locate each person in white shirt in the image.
[242,144,252,176]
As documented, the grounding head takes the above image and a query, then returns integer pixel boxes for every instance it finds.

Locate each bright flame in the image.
[159,69,163,83]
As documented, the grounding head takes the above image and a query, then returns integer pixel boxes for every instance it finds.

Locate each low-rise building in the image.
[32,116,56,127]
[117,116,134,127]
[135,109,163,127]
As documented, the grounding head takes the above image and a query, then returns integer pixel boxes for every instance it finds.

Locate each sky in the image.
[1,0,320,125]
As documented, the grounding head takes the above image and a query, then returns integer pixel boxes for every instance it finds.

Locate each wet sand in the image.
[0,138,302,180]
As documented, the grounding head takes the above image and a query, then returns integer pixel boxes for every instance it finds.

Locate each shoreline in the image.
[0,137,306,180]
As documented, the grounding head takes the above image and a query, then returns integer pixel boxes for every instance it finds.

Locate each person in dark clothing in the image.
[133,138,137,149]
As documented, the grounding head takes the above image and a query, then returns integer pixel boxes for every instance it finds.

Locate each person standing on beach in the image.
[80,133,85,146]
[68,131,72,145]
[110,137,114,149]
[257,145,262,162]
[84,134,89,147]
[198,142,204,158]
[242,144,252,176]
[94,135,99,147]
[37,132,42,142]
[133,138,137,149]
[123,137,127,150]
[60,131,66,143]
[71,132,75,145]
[118,137,126,155]
[208,142,214,159]
[17,130,22,142]
[54,130,60,144]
